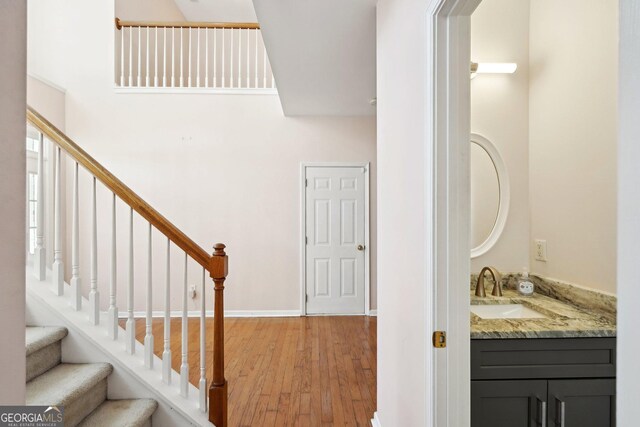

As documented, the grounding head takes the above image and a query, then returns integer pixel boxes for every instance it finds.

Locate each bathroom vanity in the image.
[470,283,617,427]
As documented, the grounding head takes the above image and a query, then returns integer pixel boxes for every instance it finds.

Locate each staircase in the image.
[26,326,157,426]
[25,107,230,426]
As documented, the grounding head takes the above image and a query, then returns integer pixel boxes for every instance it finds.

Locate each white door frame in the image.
[425,0,481,425]
[300,162,371,316]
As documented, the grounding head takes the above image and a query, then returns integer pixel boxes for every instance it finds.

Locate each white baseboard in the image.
[225,310,301,317]
[117,309,302,318]
[369,309,378,316]
[371,412,382,427]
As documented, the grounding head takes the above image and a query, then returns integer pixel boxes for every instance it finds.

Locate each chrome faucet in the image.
[475,266,503,297]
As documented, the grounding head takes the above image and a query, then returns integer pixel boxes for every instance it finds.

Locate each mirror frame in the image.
[470,133,510,258]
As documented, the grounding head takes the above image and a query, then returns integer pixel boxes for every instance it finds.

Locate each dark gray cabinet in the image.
[471,380,547,427]
[547,379,615,427]
[471,338,616,427]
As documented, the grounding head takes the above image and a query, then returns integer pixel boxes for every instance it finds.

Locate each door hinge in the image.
[305,294,308,302]
[305,179,308,187]
[432,331,447,348]
[305,236,308,245]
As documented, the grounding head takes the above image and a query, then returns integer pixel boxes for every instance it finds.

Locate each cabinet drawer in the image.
[471,338,616,380]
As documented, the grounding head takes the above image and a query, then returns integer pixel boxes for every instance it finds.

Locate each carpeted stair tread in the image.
[26,326,68,356]
[78,399,158,427]
[26,363,113,406]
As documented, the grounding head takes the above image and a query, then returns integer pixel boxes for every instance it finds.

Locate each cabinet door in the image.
[548,379,615,427]
[472,380,548,427]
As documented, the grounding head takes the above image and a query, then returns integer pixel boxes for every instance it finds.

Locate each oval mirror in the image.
[470,133,510,258]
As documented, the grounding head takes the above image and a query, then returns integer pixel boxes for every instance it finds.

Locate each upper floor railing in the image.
[27,107,230,426]
[115,18,276,92]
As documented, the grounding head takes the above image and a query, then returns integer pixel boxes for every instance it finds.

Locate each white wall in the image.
[617,1,640,422]
[0,0,27,405]
[529,0,618,293]
[470,0,530,274]
[27,76,66,131]
[376,0,430,424]
[115,0,185,21]
[174,0,257,22]
[27,0,377,314]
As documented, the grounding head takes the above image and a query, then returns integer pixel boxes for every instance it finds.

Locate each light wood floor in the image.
[120,316,377,426]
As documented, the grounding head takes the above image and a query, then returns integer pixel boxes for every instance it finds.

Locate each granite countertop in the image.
[470,288,617,339]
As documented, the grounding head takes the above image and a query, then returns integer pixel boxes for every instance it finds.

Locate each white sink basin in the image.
[470,304,546,319]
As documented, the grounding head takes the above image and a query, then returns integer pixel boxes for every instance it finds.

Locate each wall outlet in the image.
[534,239,547,262]
[189,285,197,299]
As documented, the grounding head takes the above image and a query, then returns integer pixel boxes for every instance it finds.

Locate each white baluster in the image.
[180,253,189,397]
[205,28,209,87]
[263,44,267,88]
[144,223,154,368]
[89,177,99,325]
[270,51,275,89]
[171,27,175,88]
[137,27,141,87]
[188,28,192,88]
[34,133,45,280]
[230,28,234,88]
[70,162,81,310]
[163,28,167,87]
[180,28,184,87]
[199,267,207,412]
[238,27,242,88]
[221,29,225,88]
[129,27,133,87]
[146,26,150,87]
[126,207,135,354]
[246,28,250,88]
[52,146,64,296]
[120,27,125,86]
[162,238,172,384]
[271,72,276,89]
[254,29,258,89]
[154,26,158,87]
[108,193,118,339]
[213,28,218,88]
[197,27,201,87]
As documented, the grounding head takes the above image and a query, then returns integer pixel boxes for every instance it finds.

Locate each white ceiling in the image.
[253,0,377,116]
[173,0,257,22]
[172,0,377,116]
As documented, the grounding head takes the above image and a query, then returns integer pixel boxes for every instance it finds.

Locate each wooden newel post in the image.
[209,243,228,426]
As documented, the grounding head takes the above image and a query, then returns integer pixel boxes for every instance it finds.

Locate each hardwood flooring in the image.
[120,316,377,426]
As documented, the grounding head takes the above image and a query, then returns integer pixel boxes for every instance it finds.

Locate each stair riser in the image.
[26,341,61,382]
[65,379,107,427]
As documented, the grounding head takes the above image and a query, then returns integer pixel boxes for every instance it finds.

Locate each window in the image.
[28,172,38,254]
[26,124,40,153]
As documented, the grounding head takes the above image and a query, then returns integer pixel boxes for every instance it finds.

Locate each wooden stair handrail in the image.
[115,17,260,30]
[26,107,212,271]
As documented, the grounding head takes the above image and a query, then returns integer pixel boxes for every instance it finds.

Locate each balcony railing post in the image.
[209,243,228,427]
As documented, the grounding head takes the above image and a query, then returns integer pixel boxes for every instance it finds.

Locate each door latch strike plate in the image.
[433,331,446,348]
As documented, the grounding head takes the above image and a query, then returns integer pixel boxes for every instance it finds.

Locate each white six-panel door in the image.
[304,166,366,315]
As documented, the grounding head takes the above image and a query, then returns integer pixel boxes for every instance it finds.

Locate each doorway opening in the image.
[427,0,620,425]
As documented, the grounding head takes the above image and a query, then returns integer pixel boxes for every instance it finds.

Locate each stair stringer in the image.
[26,268,213,427]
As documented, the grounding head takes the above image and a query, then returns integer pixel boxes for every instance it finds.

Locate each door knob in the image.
[357,244,365,251]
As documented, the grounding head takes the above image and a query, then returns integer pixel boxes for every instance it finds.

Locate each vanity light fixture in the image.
[470,62,518,78]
